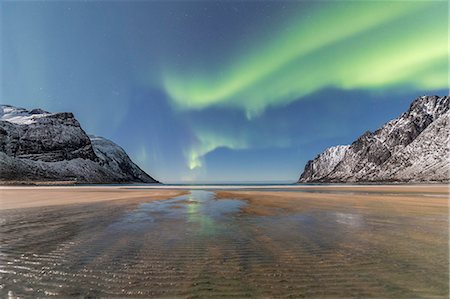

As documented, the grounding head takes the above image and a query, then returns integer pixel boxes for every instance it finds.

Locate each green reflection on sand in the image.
[185,192,217,236]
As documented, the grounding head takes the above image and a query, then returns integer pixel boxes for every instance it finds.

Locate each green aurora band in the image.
[163,1,447,114]
[161,1,448,170]
[186,129,248,170]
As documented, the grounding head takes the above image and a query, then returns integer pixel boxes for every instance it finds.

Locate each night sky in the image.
[1,1,448,183]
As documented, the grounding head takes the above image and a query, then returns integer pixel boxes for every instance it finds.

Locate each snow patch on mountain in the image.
[0,105,51,125]
[298,145,349,182]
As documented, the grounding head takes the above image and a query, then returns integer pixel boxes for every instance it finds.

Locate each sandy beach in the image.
[0,187,188,210]
[0,185,448,297]
[215,185,449,216]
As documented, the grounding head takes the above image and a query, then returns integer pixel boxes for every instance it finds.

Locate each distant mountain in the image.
[298,95,449,183]
[0,105,159,184]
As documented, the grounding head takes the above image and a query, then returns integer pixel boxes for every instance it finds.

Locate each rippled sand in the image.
[0,185,448,297]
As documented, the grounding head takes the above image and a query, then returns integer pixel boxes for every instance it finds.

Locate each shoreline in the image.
[0,180,448,187]
[1,183,447,189]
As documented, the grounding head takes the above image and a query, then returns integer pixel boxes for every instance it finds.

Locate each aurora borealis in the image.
[164,1,447,116]
[2,1,448,182]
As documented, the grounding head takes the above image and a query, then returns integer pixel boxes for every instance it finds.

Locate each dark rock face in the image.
[0,113,97,162]
[0,105,159,184]
[298,95,450,183]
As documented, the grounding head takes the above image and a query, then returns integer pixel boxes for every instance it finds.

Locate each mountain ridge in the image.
[0,105,159,184]
[298,95,450,183]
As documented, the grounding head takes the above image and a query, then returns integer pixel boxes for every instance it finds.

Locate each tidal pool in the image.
[0,188,448,298]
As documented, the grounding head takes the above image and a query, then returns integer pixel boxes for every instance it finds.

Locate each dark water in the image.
[0,190,448,298]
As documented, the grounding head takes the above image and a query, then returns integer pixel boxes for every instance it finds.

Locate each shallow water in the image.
[0,189,448,298]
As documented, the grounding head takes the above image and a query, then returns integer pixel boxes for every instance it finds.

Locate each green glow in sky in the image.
[187,128,248,170]
[163,1,448,118]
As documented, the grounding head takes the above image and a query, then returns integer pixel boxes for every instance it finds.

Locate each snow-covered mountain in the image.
[298,95,449,183]
[0,105,159,184]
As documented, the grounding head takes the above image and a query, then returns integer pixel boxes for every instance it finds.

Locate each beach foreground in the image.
[0,185,448,297]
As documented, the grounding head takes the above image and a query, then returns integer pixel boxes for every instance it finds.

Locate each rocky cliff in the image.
[0,105,159,184]
[298,95,449,183]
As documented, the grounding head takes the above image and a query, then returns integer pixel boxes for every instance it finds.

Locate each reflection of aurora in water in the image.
[108,190,244,237]
[184,191,244,236]
[185,192,216,236]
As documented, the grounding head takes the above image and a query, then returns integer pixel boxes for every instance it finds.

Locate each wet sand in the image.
[215,185,449,216]
[0,185,448,297]
[287,184,449,195]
